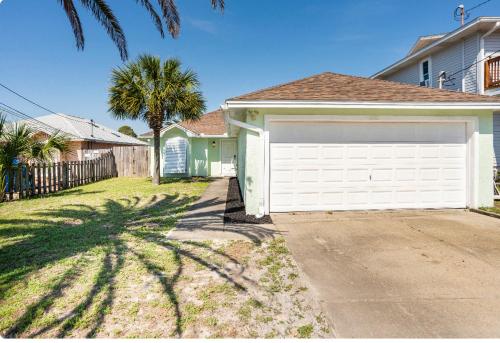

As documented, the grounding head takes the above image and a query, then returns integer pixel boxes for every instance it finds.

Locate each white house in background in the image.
[371,16,500,167]
[21,113,146,161]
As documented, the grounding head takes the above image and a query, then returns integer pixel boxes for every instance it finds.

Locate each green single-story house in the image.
[141,72,500,217]
[139,110,237,178]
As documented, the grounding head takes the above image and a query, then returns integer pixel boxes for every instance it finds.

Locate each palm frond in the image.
[79,0,128,60]
[58,0,85,50]
[135,0,165,38]
[1,124,33,168]
[28,131,70,162]
[109,63,147,120]
[0,113,5,140]
[157,0,180,38]
[211,0,224,11]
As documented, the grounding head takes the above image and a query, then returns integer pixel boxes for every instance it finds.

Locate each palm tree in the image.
[58,0,225,60]
[108,55,205,185]
[0,114,69,201]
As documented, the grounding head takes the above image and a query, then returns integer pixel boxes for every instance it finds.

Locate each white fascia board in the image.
[225,100,500,110]
[371,17,500,79]
[159,123,199,137]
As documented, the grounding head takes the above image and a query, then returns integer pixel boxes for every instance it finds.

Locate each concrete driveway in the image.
[273,210,500,338]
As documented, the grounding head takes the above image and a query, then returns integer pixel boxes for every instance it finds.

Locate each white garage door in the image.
[269,121,467,212]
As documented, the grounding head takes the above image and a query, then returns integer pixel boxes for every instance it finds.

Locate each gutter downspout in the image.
[480,21,500,94]
[222,107,266,218]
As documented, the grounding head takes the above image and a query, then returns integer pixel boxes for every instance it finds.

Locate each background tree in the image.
[58,0,224,60]
[117,125,137,138]
[108,55,205,185]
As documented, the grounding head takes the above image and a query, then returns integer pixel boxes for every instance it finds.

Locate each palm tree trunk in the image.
[153,128,161,185]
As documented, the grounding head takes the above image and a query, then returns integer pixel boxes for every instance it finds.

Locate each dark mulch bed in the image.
[224,177,273,224]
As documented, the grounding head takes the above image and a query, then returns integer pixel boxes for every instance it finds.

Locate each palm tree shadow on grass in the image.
[2,192,250,338]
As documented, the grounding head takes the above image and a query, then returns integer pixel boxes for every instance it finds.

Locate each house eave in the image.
[224,100,500,110]
[371,17,500,79]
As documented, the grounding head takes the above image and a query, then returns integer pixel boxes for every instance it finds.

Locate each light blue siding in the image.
[464,33,480,94]
[485,32,500,56]
[381,33,483,94]
[431,41,462,91]
[385,63,420,85]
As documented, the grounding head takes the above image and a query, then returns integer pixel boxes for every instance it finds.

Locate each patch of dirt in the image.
[4,236,331,338]
[98,238,330,338]
[224,177,272,224]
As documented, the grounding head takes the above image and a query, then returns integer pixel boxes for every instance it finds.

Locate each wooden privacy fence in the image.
[112,145,149,177]
[1,152,116,202]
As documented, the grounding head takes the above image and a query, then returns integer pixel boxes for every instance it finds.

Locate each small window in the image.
[420,59,430,87]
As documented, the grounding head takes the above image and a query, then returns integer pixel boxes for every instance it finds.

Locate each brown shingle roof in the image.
[139,110,225,137]
[227,72,500,103]
[178,110,225,135]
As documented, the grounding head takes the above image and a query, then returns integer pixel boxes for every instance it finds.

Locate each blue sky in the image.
[0,0,498,134]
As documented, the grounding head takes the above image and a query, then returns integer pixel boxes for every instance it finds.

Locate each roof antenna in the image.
[454,4,466,26]
[90,119,95,138]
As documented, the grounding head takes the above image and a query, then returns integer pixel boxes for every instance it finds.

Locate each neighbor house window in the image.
[420,59,431,87]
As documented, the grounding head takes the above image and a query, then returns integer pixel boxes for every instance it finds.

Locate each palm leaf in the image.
[135,0,165,38]
[211,0,224,11]
[58,0,85,50]
[157,0,180,38]
[79,0,128,60]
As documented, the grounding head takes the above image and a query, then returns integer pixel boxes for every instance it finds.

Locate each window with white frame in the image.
[420,59,431,87]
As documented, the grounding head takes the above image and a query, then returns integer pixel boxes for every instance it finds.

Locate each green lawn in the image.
[0,177,208,337]
[483,200,500,215]
[0,177,330,338]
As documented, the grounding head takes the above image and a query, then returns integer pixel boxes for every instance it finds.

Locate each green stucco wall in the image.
[190,138,208,176]
[145,128,224,177]
[236,108,495,215]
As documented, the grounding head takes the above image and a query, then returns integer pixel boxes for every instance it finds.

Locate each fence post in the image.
[47,163,52,193]
[30,164,35,197]
[62,162,68,189]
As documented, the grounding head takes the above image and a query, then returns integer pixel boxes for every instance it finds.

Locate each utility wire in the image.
[468,0,492,13]
[0,82,57,114]
[0,81,97,125]
[443,47,500,85]
[0,102,76,137]
[455,0,494,22]
[0,105,62,134]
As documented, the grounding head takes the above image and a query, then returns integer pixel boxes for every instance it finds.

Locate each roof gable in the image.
[139,110,226,138]
[227,72,500,103]
[407,34,446,56]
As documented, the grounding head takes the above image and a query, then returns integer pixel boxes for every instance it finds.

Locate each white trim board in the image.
[263,114,480,215]
[225,101,500,110]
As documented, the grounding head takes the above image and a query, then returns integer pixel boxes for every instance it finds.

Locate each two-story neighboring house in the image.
[372,17,500,167]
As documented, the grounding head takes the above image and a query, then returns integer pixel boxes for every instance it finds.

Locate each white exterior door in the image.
[269,121,467,212]
[221,140,237,176]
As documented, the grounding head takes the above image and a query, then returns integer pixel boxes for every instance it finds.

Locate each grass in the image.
[0,177,208,338]
[0,177,330,338]
[480,200,500,215]
[297,324,314,338]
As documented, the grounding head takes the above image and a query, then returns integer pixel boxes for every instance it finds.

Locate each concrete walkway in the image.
[167,178,277,242]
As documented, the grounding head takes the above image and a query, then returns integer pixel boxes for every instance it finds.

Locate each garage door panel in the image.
[321,169,344,182]
[322,146,344,159]
[269,121,467,212]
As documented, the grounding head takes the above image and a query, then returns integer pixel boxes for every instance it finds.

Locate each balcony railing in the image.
[485,55,500,90]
